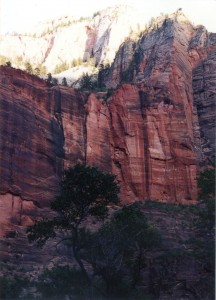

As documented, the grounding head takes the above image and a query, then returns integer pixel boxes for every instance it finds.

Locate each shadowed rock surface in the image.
[0,11,215,299]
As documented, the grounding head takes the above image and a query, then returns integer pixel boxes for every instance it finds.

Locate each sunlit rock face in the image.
[0,10,215,237]
[106,84,198,204]
[0,6,146,74]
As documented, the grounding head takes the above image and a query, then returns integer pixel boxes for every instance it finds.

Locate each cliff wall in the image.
[0,57,215,237]
[0,12,215,237]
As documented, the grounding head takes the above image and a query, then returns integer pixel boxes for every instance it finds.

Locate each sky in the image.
[0,0,216,34]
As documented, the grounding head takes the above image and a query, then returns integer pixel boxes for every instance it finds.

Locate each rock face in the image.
[0,67,87,235]
[0,6,147,74]
[0,12,215,237]
[107,84,198,203]
[192,44,216,166]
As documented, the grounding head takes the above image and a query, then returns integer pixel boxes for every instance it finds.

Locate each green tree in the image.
[36,266,88,300]
[97,63,104,88]
[24,61,33,74]
[196,167,215,231]
[71,57,83,67]
[197,168,215,200]
[52,77,58,85]
[0,276,29,299]
[54,61,69,74]
[0,55,9,66]
[33,63,47,76]
[82,203,161,299]
[14,55,23,66]
[79,73,93,90]
[34,67,41,76]
[71,58,77,67]
[187,167,216,296]
[5,61,11,67]
[62,77,68,86]
[97,63,110,89]
[27,164,120,298]
[78,57,83,65]
[46,73,52,84]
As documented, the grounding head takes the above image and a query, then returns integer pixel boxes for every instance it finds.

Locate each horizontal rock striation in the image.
[0,13,215,237]
[0,67,87,235]
[192,49,216,166]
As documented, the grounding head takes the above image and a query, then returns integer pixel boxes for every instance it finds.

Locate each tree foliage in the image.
[34,64,47,76]
[54,61,69,74]
[71,57,83,67]
[62,77,68,86]
[46,73,52,84]
[24,61,33,74]
[82,203,161,298]
[5,61,12,67]
[97,63,110,89]
[0,276,28,299]
[79,73,93,90]
[52,77,58,85]
[188,167,215,292]
[36,265,88,300]
[197,167,215,200]
[26,165,160,298]
[196,167,215,231]
[0,55,10,66]
[27,164,120,297]
[52,164,119,221]
[27,164,120,242]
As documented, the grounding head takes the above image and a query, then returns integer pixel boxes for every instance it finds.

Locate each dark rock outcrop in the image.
[192,49,216,166]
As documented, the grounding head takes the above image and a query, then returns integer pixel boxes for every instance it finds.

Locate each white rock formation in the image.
[0,5,147,83]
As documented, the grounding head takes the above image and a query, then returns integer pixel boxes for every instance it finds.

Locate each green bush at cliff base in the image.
[0,276,29,299]
[197,167,215,230]
[197,167,215,200]
[36,265,88,299]
[79,203,161,299]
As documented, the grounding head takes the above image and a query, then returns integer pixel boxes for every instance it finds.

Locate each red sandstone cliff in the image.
[0,14,215,237]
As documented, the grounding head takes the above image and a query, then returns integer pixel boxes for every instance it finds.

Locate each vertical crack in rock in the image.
[52,87,65,178]
[138,90,150,198]
[83,95,88,166]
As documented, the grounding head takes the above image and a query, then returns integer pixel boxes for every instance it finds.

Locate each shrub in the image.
[71,57,83,67]
[82,203,161,298]
[24,61,33,74]
[54,61,69,74]
[36,265,88,299]
[197,168,215,200]
[46,73,52,84]
[34,64,47,76]
[0,275,29,299]
[79,73,93,90]
[5,61,12,67]
[0,55,10,66]
[52,78,58,85]
[62,77,68,86]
